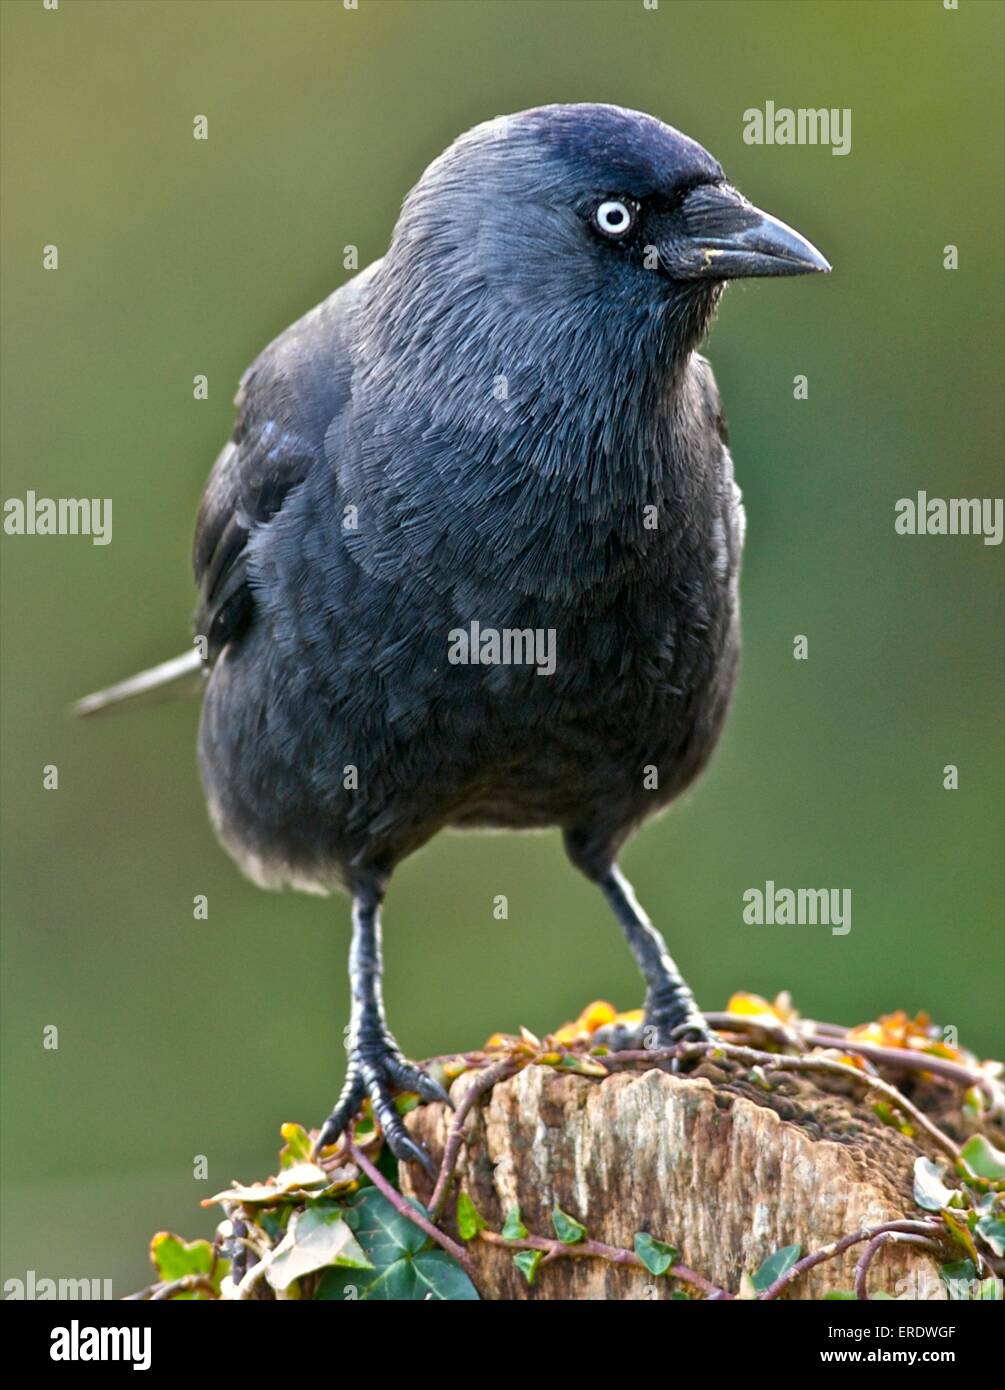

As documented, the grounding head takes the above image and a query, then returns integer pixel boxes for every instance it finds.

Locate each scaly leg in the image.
[598,865,712,1045]
[314,884,450,1173]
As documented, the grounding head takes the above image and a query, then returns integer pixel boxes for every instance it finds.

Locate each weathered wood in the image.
[401,1061,949,1299]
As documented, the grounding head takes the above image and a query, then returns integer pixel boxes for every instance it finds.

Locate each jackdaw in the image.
[78,104,830,1170]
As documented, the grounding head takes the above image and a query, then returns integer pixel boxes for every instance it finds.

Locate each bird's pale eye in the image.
[592,198,636,240]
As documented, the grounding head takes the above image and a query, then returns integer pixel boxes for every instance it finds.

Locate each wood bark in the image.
[401,1060,950,1300]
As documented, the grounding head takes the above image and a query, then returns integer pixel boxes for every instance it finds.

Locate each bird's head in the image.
[367,103,829,411]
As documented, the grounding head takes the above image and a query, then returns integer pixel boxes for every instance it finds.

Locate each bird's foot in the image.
[592,1003,718,1055]
[644,996,721,1069]
[314,1035,452,1176]
[591,1017,647,1051]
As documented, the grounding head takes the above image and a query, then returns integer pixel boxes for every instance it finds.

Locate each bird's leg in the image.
[314,885,450,1173]
[598,865,715,1051]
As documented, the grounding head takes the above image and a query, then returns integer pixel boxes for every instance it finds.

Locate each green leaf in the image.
[258,1209,287,1243]
[345,1188,429,1262]
[551,1204,586,1244]
[962,1087,984,1121]
[316,1249,479,1301]
[940,1259,977,1300]
[555,1053,608,1077]
[501,1204,528,1241]
[513,1249,543,1286]
[149,1233,225,1300]
[913,1156,956,1212]
[873,1101,912,1137]
[633,1232,678,1276]
[278,1122,314,1168]
[456,1191,488,1242]
[150,1234,213,1281]
[941,1207,980,1265]
[312,1189,478,1301]
[975,1215,1005,1257]
[266,1205,372,1292]
[752,1243,802,1292]
[823,1290,857,1300]
[959,1135,1005,1182]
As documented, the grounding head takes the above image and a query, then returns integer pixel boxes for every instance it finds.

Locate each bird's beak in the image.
[667,182,831,280]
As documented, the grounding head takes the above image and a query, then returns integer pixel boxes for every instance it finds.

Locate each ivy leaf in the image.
[554,1053,608,1078]
[823,1290,856,1300]
[342,1188,428,1262]
[456,1191,488,1242]
[940,1257,976,1300]
[975,1215,1005,1257]
[941,1208,980,1266]
[317,1249,479,1301]
[258,1209,287,1243]
[203,1161,331,1207]
[501,1204,528,1241]
[959,1135,1005,1183]
[313,1189,478,1301]
[913,1156,956,1212]
[513,1249,543,1286]
[150,1232,213,1281]
[278,1122,314,1168]
[633,1232,678,1276]
[149,1233,223,1298]
[552,1204,586,1244]
[752,1243,802,1292]
[266,1205,371,1292]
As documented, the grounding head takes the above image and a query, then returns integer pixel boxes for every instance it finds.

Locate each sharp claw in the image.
[314,1076,366,1155]
[666,1018,719,1071]
[316,1040,445,1169]
[386,1129,437,1177]
[415,1074,451,1105]
[377,1052,453,1108]
[313,1118,343,1157]
[669,1018,717,1046]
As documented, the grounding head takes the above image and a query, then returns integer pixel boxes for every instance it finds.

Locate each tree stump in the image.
[401,1059,951,1299]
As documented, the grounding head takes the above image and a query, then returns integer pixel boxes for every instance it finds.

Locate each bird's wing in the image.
[193,272,368,659]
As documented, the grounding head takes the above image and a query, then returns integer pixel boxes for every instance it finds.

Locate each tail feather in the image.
[74,648,206,717]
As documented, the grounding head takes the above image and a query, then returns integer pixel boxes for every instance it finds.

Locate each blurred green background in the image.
[2,0,1002,1294]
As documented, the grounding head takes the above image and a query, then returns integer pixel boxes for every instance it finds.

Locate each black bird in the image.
[78,104,829,1170]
